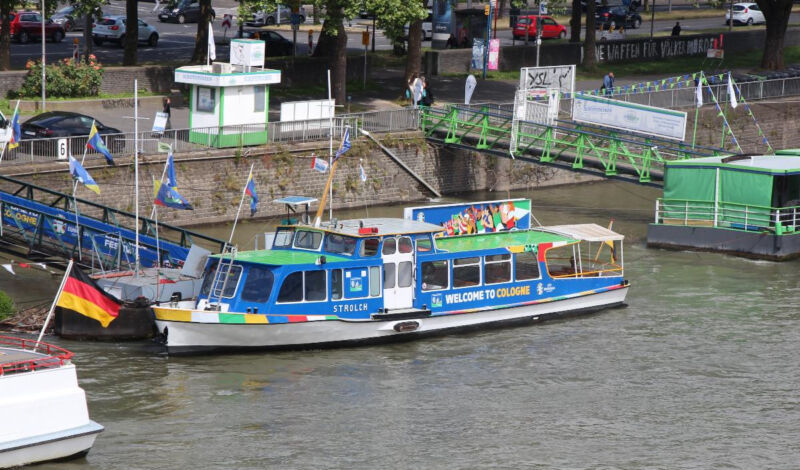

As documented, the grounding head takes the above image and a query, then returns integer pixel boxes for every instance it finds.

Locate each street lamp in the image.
[41,0,46,111]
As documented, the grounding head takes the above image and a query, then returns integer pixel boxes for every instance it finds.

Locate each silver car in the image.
[93,15,159,47]
[251,5,306,26]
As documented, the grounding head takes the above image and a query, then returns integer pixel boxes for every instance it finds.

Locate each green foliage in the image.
[364,0,427,43]
[17,56,103,98]
[0,291,14,319]
[545,0,569,16]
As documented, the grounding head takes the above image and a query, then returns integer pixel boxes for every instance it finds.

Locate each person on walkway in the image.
[671,22,681,37]
[162,97,171,130]
[602,72,614,95]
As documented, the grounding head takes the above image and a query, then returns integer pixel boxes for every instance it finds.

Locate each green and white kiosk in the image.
[175,39,281,148]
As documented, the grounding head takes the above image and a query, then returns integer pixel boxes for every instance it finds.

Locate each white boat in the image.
[0,336,103,468]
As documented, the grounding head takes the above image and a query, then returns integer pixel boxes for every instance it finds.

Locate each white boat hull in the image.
[0,423,103,469]
[155,286,629,354]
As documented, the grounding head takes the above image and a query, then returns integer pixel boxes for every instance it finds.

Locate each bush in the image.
[0,291,14,320]
[16,56,104,98]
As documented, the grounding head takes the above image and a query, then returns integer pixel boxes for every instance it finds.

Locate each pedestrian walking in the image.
[601,71,614,95]
[162,97,171,130]
[671,22,681,37]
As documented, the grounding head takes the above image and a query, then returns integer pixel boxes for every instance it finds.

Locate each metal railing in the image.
[1,108,420,166]
[655,198,800,233]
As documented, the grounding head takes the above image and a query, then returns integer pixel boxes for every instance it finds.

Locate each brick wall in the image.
[3,132,597,228]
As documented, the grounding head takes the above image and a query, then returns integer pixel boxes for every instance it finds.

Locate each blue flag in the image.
[154,180,193,210]
[333,127,351,164]
[166,153,178,187]
[245,173,258,216]
[87,123,115,165]
[69,156,100,194]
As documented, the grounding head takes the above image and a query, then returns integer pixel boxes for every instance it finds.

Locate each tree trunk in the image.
[83,14,93,63]
[312,4,320,25]
[497,0,506,19]
[756,0,793,70]
[406,19,422,82]
[0,2,11,71]
[191,0,214,64]
[570,0,582,43]
[331,16,347,105]
[582,0,596,70]
[123,0,138,65]
[312,20,337,58]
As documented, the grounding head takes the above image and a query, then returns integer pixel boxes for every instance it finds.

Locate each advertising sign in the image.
[404,199,532,237]
[470,39,484,70]
[229,39,266,67]
[572,94,687,141]
[432,0,453,47]
[487,39,500,71]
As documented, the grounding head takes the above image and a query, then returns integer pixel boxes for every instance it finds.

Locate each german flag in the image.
[56,266,121,327]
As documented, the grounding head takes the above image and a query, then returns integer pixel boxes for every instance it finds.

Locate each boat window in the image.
[384,263,396,289]
[421,260,448,291]
[485,254,511,284]
[453,257,481,288]
[382,238,396,255]
[369,266,381,296]
[514,252,541,280]
[398,237,413,253]
[345,268,369,298]
[416,236,432,252]
[325,233,356,255]
[294,230,323,250]
[331,269,343,300]
[277,271,304,303]
[545,243,579,278]
[201,263,243,299]
[398,261,413,288]
[360,238,380,257]
[240,266,274,303]
[305,271,326,301]
[273,227,294,248]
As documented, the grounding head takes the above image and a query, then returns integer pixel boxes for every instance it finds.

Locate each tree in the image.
[73,1,106,63]
[365,0,427,82]
[123,0,138,65]
[570,0,581,43]
[755,0,793,69]
[582,0,596,70]
[190,0,214,63]
[0,0,15,71]
[311,2,349,105]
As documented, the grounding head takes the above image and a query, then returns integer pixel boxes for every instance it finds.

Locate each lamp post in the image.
[41,0,46,111]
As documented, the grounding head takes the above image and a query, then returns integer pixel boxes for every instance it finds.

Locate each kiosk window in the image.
[197,87,216,113]
[254,85,266,112]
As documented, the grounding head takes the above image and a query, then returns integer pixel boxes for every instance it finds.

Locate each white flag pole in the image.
[36,259,74,349]
[228,163,254,245]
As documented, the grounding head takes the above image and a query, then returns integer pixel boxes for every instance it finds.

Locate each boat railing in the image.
[0,336,74,376]
[655,199,800,233]
[546,256,623,279]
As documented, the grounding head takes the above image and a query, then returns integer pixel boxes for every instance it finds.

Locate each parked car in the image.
[403,9,433,41]
[513,15,567,39]
[20,111,123,155]
[250,5,306,26]
[93,15,159,47]
[241,30,293,56]
[725,3,765,26]
[50,5,78,32]
[158,0,215,24]
[595,4,642,30]
[7,11,65,43]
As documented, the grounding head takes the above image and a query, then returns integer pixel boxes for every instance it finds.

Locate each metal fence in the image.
[0,108,420,166]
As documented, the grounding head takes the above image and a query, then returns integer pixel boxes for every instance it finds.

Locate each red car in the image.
[513,15,567,40]
[8,11,66,43]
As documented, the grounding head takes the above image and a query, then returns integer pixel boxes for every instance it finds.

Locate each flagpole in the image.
[150,155,170,219]
[692,72,703,149]
[72,182,82,261]
[134,80,140,277]
[315,159,339,227]
[154,201,160,300]
[228,163,254,245]
[73,120,93,195]
[327,69,333,222]
[36,258,74,349]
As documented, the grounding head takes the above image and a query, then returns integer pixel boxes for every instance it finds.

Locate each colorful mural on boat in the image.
[403,199,532,237]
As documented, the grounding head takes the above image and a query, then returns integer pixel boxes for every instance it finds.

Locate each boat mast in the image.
[134,79,140,277]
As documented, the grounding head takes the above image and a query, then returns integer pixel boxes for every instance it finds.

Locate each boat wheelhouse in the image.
[0,336,103,468]
[154,205,629,354]
[647,153,800,260]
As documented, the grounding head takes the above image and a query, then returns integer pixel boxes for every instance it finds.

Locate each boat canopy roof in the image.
[435,224,620,253]
[666,155,800,175]
[287,218,445,238]
[216,249,349,265]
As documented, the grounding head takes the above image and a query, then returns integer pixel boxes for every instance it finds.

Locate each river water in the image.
[4,181,800,469]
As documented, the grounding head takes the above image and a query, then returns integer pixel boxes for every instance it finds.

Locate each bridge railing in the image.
[0,108,420,166]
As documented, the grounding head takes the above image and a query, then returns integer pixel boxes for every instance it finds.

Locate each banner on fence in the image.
[572,94,687,141]
[519,65,575,97]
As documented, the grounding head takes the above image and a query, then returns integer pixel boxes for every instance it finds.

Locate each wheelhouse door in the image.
[381,236,414,310]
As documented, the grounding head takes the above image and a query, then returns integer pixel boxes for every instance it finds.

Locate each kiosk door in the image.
[381,236,414,310]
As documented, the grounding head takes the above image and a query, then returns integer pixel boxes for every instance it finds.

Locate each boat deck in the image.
[0,337,73,375]
[0,347,48,365]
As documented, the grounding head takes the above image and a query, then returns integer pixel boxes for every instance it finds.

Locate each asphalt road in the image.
[6,1,793,69]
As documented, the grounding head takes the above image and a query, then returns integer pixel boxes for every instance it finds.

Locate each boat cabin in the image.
[656,154,800,234]
[193,218,624,319]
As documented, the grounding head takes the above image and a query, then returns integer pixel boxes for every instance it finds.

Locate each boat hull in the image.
[54,304,155,341]
[155,285,629,354]
[0,422,103,469]
[647,224,800,261]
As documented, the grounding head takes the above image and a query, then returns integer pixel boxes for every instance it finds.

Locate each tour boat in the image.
[153,200,629,354]
[0,336,103,468]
